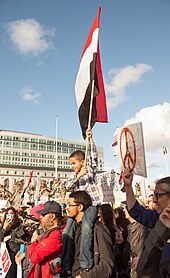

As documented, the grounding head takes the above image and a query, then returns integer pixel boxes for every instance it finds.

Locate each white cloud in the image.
[6,18,55,55]
[123,102,170,179]
[106,64,152,109]
[20,87,41,104]
[124,102,170,152]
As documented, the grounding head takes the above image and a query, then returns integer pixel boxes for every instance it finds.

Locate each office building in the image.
[0,129,105,184]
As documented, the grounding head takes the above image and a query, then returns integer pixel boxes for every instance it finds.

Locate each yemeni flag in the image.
[24,169,34,193]
[163,146,168,155]
[75,7,108,139]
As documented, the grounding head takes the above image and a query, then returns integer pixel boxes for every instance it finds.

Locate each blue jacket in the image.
[128,200,159,229]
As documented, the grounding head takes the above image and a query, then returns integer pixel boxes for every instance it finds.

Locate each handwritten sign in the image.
[117,122,147,177]
[96,170,116,203]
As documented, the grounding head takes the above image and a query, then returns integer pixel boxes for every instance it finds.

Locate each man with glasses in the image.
[60,190,116,278]
[122,169,170,277]
[27,201,63,278]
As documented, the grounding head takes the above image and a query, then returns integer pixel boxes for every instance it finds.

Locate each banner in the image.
[0,243,11,278]
[116,122,147,177]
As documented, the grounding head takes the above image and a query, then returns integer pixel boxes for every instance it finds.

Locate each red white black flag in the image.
[24,169,34,193]
[163,146,168,155]
[75,7,108,139]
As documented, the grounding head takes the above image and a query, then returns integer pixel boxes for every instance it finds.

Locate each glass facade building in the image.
[0,129,105,182]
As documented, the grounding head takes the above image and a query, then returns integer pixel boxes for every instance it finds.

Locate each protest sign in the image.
[116,122,147,177]
[0,243,11,278]
[96,170,116,203]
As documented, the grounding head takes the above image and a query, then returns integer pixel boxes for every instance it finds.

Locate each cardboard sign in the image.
[0,243,11,278]
[117,122,147,177]
[96,170,116,203]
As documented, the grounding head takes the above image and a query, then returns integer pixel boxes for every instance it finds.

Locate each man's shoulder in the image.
[43,227,62,238]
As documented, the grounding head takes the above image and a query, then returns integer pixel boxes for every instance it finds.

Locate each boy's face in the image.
[69,157,84,173]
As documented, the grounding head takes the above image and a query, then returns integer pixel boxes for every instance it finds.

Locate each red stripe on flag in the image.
[81,7,101,60]
[163,146,168,155]
[75,7,108,139]
[24,169,34,193]
[96,44,108,123]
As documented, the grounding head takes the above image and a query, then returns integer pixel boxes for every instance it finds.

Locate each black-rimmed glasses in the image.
[154,192,170,201]
[67,204,79,208]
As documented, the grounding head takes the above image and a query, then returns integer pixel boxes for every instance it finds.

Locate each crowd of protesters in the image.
[0,186,170,278]
[0,129,170,278]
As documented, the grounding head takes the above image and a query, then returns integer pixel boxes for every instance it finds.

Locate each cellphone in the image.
[20,244,25,255]
[6,214,12,222]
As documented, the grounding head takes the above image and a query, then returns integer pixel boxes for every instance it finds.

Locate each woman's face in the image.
[7,209,15,221]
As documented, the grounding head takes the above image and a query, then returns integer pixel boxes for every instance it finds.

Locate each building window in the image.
[22,143,29,149]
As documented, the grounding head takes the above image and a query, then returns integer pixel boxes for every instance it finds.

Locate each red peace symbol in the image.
[119,127,136,171]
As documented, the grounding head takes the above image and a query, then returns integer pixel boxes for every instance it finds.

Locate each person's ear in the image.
[81,160,85,166]
[50,213,56,220]
[78,204,84,212]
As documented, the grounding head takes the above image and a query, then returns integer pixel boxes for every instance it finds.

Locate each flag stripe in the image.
[163,146,168,155]
[75,28,99,109]
[96,45,108,122]
[24,169,34,193]
[81,7,101,60]
[75,7,108,138]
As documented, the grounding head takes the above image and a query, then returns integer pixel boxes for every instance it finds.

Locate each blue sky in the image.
[0,0,170,184]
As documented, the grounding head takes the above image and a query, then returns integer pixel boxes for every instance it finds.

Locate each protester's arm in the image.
[123,169,159,228]
[15,250,25,265]
[28,230,62,264]
[129,201,159,229]
[122,169,136,210]
[86,129,98,170]
[64,172,79,191]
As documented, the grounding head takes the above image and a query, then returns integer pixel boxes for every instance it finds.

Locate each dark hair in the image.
[0,206,20,231]
[69,190,92,211]
[54,213,67,226]
[69,150,85,161]
[114,207,130,240]
[100,204,114,226]
[156,176,170,188]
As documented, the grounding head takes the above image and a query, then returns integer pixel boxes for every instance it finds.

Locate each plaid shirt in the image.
[65,143,100,205]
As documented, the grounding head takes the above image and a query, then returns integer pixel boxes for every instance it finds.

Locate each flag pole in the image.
[55,115,58,179]
[84,79,95,166]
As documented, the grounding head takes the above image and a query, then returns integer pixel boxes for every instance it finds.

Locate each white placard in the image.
[96,170,116,203]
[117,122,147,177]
[0,242,11,278]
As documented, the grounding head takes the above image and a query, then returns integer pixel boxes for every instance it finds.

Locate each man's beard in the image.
[41,219,53,231]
